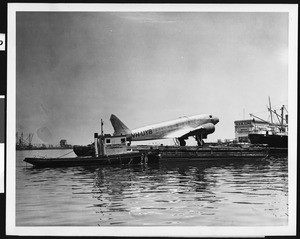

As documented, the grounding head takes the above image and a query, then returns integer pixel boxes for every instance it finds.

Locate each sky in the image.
[16,11,289,146]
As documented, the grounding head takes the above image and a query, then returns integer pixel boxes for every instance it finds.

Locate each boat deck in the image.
[130,145,283,161]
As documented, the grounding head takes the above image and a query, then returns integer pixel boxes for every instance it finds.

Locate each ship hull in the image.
[73,145,94,157]
[248,133,288,148]
[24,151,160,168]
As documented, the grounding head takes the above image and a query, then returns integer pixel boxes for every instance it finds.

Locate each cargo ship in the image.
[249,98,288,148]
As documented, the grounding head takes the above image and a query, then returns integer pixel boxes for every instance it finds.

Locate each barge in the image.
[160,146,269,161]
[129,144,271,161]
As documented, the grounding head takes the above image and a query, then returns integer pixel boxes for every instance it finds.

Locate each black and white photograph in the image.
[6,3,297,237]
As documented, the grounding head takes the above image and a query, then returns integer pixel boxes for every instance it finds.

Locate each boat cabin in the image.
[102,135,129,155]
[94,133,130,156]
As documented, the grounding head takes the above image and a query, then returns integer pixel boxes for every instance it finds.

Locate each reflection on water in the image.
[16,150,288,226]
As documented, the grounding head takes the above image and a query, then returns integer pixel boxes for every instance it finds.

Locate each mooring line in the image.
[57,150,74,158]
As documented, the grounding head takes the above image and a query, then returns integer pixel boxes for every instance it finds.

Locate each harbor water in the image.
[16,149,288,226]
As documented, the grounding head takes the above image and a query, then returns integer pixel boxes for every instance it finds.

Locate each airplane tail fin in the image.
[110,114,132,136]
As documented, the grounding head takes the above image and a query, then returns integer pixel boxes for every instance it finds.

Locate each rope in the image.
[57,150,74,158]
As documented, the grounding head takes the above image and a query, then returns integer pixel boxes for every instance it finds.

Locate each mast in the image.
[100,119,104,156]
[249,113,271,126]
[273,110,282,128]
[94,133,99,157]
[281,105,284,132]
[267,108,287,124]
[250,97,288,133]
[28,133,33,147]
[21,132,23,147]
[101,119,104,138]
[268,96,273,124]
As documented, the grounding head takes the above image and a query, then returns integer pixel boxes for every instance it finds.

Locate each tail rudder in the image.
[110,114,132,136]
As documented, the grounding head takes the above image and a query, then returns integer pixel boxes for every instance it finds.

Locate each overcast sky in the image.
[16,11,288,145]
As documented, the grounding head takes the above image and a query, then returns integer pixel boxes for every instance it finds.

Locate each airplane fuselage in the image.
[130,114,218,141]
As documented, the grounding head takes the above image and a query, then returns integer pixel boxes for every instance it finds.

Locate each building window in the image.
[238,136,249,142]
[121,138,126,144]
[239,128,249,132]
[106,139,111,144]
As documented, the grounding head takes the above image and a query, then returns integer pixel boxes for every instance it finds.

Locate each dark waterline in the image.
[16,149,288,226]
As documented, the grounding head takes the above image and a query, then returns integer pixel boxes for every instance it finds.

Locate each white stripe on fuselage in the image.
[130,114,213,141]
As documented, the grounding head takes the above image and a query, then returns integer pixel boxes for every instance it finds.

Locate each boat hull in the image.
[73,145,94,157]
[24,152,160,168]
[248,133,288,148]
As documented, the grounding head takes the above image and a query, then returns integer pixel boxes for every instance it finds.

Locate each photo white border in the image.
[0,143,3,193]
[6,3,298,237]
[0,96,4,193]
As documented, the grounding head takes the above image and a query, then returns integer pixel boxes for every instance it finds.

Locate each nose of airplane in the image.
[213,117,219,125]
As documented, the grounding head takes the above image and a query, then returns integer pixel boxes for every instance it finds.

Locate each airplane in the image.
[110,114,219,146]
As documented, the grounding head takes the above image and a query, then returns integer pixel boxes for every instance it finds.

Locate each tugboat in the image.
[24,120,160,167]
[248,97,288,148]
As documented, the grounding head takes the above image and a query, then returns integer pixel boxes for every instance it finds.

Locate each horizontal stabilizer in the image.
[110,114,132,136]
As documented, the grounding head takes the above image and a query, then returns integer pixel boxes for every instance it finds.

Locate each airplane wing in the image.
[165,123,215,139]
[165,127,195,138]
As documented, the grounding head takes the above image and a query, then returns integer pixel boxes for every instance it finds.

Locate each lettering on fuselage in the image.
[131,129,153,138]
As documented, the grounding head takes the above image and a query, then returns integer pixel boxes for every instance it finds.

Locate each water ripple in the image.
[16,150,288,226]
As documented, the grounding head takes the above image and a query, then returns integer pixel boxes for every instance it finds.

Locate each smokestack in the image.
[94,133,99,157]
[285,115,288,124]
